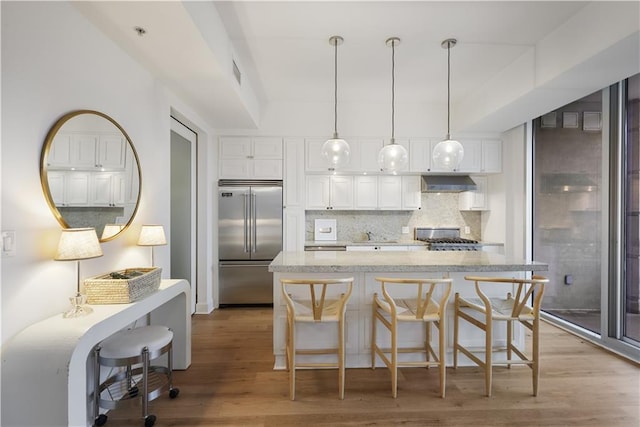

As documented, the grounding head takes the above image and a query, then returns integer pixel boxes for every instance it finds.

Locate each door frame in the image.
[170,116,197,313]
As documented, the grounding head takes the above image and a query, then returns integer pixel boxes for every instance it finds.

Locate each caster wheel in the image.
[169,388,180,399]
[144,415,156,427]
[95,413,108,426]
[128,386,139,398]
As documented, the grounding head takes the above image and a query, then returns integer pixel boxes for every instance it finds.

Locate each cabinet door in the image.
[283,207,305,251]
[253,137,283,159]
[47,171,66,205]
[457,139,482,172]
[357,139,384,173]
[306,176,330,209]
[72,134,98,168]
[378,176,402,210]
[66,172,89,205]
[401,176,422,210]
[429,140,453,173]
[346,246,377,251]
[284,139,305,208]
[48,134,73,167]
[409,139,431,172]
[459,175,488,211]
[330,176,354,209]
[90,173,113,206]
[111,173,127,206]
[220,136,252,158]
[219,159,252,179]
[481,140,502,173]
[354,176,378,210]
[305,139,330,172]
[253,159,283,179]
[98,135,126,169]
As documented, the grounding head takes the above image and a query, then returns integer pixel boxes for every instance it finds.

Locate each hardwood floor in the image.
[108,307,639,426]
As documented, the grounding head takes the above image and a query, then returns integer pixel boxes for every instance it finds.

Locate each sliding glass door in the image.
[532,73,640,360]
[624,74,640,344]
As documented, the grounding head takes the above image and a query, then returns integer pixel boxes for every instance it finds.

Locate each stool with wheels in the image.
[93,325,180,427]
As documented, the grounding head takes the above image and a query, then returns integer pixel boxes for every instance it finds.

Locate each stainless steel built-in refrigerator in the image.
[218,180,282,305]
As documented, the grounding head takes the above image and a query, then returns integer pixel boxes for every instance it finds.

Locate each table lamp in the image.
[137,224,166,266]
[54,227,103,318]
[101,224,124,240]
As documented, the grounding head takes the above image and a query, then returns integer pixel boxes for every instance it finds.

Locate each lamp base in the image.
[63,293,93,318]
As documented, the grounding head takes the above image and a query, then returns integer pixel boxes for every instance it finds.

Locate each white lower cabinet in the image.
[47,171,90,206]
[283,207,305,252]
[401,176,422,210]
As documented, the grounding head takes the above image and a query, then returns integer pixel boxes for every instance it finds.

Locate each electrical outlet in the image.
[464,226,471,234]
[401,226,409,234]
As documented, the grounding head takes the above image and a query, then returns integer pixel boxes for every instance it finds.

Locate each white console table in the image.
[1,279,191,427]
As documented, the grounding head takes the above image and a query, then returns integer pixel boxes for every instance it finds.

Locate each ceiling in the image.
[75,1,636,133]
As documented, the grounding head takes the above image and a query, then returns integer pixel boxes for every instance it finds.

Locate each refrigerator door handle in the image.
[243,192,249,253]
[252,193,257,252]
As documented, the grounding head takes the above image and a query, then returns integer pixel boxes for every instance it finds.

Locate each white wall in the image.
[0,2,216,347]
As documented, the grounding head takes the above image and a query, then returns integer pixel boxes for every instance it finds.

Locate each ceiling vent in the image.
[232,59,241,85]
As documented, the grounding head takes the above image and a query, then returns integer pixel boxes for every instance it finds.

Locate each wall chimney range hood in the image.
[421,175,477,192]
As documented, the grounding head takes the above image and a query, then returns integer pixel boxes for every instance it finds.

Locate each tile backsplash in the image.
[306,193,481,242]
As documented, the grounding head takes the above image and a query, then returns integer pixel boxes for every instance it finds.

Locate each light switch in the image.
[2,230,16,257]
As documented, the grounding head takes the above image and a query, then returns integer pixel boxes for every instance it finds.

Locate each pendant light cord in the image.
[446,41,451,140]
[333,38,338,138]
[391,40,395,143]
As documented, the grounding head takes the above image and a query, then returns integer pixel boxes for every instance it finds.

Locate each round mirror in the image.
[40,110,141,241]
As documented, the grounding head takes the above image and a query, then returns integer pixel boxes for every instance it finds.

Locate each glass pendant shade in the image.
[378,142,408,172]
[321,137,351,168]
[432,138,464,170]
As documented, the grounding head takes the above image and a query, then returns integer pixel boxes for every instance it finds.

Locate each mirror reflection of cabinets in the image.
[40,111,141,241]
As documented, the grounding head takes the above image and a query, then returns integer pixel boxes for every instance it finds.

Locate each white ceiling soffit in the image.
[74,1,261,130]
[76,1,639,133]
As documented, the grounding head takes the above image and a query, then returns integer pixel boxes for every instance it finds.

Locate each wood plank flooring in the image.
[108,307,639,426]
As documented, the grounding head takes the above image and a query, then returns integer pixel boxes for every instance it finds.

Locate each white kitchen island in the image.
[269,251,548,369]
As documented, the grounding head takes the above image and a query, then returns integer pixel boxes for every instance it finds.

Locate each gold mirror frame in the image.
[40,110,142,241]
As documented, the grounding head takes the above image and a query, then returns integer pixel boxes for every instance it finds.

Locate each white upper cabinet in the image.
[48,171,90,206]
[354,176,378,210]
[47,133,126,170]
[219,136,283,179]
[305,138,384,173]
[306,175,354,210]
[378,176,402,210]
[409,138,501,174]
[401,176,422,210]
[459,175,489,211]
[457,139,482,172]
[283,139,305,208]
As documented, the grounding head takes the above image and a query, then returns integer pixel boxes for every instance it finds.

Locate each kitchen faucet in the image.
[365,231,373,241]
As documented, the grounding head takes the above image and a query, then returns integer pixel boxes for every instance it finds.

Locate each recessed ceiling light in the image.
[134,26,147,37]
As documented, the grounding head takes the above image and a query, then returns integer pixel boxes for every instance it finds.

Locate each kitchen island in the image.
[269,251,547,369]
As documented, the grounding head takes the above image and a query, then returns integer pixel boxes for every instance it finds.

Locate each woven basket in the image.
[84,267,162,304]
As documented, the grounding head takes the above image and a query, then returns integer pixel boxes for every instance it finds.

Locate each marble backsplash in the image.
[306,193,481,242]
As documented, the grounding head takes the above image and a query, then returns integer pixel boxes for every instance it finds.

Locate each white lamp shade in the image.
[137,225,167,246]
[378,143,409,172]
[321,138,351,168]
[101,224,124,240]
[432,139,464,170]
[54,228,103,261]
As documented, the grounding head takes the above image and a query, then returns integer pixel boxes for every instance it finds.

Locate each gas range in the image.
[414,227,481,251]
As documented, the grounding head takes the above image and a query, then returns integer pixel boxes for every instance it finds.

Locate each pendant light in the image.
[432,38,464,171]
[321,35,351,169]
[378,37,409,173]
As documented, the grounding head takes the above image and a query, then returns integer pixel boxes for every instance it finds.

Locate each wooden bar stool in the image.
[281,277,353,400]
[93,325,180,427]
[453,275,547,397]
[371,277,452,398]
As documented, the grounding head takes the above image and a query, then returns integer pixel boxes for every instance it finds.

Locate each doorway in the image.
[170,117,197,313]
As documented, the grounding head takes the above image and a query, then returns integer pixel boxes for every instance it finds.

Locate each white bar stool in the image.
[93,325,180,427]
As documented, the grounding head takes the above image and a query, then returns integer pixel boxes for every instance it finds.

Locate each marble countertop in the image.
[305,240,427,247]
[269,251,548,273]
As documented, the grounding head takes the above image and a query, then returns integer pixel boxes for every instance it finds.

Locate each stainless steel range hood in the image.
[421,175,477,192]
